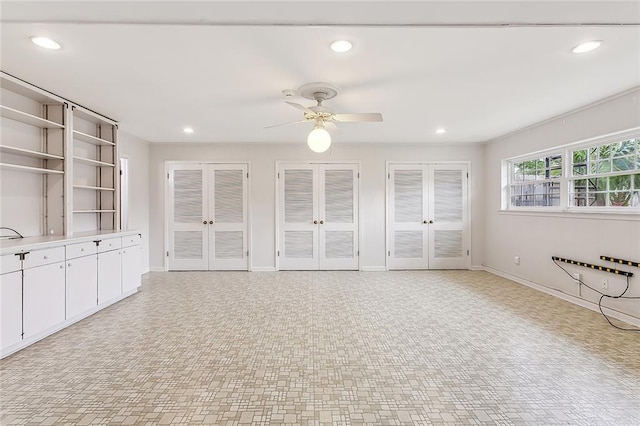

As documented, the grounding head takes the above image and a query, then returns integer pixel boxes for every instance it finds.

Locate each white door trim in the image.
[164,161,251,271]
[385,161,472,271]
[275,160,361,271]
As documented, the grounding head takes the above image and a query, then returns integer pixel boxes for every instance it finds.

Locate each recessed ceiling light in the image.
[331,40,352,53]
[183,127,194,134]
[571,40,602,54]
[30,36,61,50]
[435,128,447,134]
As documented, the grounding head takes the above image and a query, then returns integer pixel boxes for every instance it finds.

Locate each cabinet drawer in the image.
[1,253,22,274]
[66,241,97,260]
[23,247,65,269]
[122,234,141,248]
[98,238,122,253]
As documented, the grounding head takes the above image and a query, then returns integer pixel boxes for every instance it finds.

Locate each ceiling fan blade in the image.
[333,113,383,123]
[324,121,337,131]
[285,101,315,114]
[264,119,308,129]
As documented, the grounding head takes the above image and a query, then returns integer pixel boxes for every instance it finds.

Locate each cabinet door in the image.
[122,245,141,293]
[319,164,359,270]
[167,165,208,270]
[66,255,98,319]
[98,250,122,304]
[1,271,23,351]
[388,165,429,269]
[23,262,66,339]
[208,165,249,270]
[278,165,319,270]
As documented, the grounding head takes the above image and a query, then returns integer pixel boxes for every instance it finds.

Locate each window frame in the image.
[502,128,640,214]
[506,152,564,209]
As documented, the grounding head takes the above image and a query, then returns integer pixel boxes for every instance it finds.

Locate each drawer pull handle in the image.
[44,255,49,259]
[68,263,72,267]
[80,248,84,252]
[60,265,64,269]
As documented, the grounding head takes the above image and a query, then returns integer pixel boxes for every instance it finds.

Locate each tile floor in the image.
[1,270,639,425]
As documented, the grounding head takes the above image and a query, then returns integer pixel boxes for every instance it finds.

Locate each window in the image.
[570,138,640,208]
[508,154,562,207]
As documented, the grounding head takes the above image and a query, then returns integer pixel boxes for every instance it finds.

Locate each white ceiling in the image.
[1,1,639,144]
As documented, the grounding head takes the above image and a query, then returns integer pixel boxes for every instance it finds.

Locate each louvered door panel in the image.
[428,166,469,269]
[209,165,248,270]
[388,165,428,269]
[167,165,208,270]
[279,165,318,270]
[319,165,359,269]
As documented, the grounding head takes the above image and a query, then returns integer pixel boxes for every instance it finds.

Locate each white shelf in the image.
[73,210,116,214]
[0,105,64,129]
[73,156,115,167]
[73,185,115,191]
[0,145,64,160]
[0,162,64,174]
[73,130,115,146]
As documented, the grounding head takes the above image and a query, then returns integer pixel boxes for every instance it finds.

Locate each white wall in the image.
[148,143,485,271]
[483,89,640,320]
[118,131,150,273]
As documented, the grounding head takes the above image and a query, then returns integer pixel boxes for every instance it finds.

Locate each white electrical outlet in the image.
[514,256,520,265]
[602,279,608,290]
[573,273,581,282]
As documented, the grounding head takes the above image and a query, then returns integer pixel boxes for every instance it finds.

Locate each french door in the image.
[167,163,248,271]
[388,163,469,269]
[278,163,359,270]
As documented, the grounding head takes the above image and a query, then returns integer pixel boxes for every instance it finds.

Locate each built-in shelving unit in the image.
[71,106,119,234]
[0,72,120,237]
[0,73,67,236]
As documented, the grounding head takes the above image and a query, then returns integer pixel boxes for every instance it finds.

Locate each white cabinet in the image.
[98,249,122,304]
[122,236,141,293]
[23,262,66,339]
[0,271,22,351]
[66,254,98,319]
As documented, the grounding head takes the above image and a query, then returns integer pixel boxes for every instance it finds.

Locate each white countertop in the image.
[0,230,141,255]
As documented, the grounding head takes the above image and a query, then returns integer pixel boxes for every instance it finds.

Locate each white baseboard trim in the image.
[361,266,387,272]
[251,267,277,272]
[149,267,165,272]
[469,265,485,271]
[482,265,640,328]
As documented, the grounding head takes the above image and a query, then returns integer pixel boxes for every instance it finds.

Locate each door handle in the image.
[429,220,434,224]
[423,220,427,224]
[203,221,207,225]
[209,220,214,224]
[319,220,324,225]
[313,220,318,224]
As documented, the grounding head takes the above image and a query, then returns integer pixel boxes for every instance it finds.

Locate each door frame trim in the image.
[164,161,252,271]
[385,161,472,271]
[275,160,362,271]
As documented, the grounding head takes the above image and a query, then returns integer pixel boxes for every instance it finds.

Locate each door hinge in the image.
[357,250,359,256]
[466,172,469,178]
[357,173,360,178]
[388,173,390,179]
[388,250,390,256]
[277,250,280,257]
[467,250,470,256]
[277,172,280,179]
[246,250,249,256]
[166,251,169,257]
[120,169,123,176]
[167,173,170,179]
[247,172,249,178]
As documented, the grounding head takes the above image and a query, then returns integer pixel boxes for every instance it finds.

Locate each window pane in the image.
[592,178,607,191]
[598,144,612,159]
[596,160,611,173]
[612,156,634,172]
[615,140,636,157]
[573,149,587,165]
[609,192,631,207]
[609,175,631,191]
[573,165,587,176]
[634,174,640,188]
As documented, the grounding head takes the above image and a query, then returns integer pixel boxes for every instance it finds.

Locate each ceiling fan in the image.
[266,82,383,153]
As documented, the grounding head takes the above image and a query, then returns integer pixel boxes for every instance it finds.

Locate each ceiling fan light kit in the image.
[268,82,383,153]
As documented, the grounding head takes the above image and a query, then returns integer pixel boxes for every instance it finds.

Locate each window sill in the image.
[498,209,640,221]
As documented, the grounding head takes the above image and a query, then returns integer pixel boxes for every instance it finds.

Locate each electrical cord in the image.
[0,227,24,239]
[553,258,640,332]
